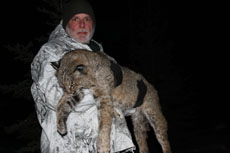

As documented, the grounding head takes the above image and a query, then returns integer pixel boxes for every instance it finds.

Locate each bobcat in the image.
[52,49,171,153]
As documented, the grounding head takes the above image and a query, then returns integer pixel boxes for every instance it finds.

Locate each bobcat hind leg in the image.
[143,106,171,153]
[131,109,150,153]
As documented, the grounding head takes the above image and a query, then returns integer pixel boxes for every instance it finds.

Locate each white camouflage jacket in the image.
[31,22,135,153]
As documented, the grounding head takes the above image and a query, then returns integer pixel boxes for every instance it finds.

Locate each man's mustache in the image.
[77,29,88,33]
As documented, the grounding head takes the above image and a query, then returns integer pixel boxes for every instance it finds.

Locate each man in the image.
[31,0,135,152]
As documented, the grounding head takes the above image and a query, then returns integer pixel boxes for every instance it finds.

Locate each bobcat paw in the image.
[57,119,67,136]
[57,129,67,137]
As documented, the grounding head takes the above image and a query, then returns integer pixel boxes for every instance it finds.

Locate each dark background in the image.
[0,0,228,153]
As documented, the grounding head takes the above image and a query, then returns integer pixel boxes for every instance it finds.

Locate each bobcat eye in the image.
[75,64,85,72]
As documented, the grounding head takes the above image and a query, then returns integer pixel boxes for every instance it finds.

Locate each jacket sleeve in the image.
[31,44,63,126]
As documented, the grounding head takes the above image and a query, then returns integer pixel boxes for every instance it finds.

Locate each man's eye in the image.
[73,17,79,21]
[84,17,90,22]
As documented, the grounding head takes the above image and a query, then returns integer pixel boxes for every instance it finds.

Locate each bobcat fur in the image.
[52,49,171,153]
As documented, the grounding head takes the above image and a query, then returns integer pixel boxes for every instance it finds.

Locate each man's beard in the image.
[66,27,95,44]
[76,29,91,43]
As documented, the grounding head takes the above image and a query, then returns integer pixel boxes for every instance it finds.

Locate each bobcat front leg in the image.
[56,93,81,136]
[97,95,114,153]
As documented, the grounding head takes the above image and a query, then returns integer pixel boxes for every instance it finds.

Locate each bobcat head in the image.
[51,49,112,94]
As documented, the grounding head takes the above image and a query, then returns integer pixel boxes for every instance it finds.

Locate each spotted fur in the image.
[52,49,171,153]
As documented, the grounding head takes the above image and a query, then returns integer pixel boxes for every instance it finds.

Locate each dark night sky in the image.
[0,1,215,90]
[0,1,229,153]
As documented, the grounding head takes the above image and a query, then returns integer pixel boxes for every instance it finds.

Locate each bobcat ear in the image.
[51,61,60,70]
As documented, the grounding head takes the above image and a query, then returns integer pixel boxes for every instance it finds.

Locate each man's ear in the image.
[51,61,60,70]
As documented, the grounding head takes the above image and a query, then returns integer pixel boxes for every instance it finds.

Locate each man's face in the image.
[65,13,94,44]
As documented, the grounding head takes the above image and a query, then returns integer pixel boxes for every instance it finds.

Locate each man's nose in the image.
[79,20,85,28]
